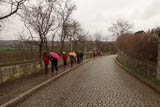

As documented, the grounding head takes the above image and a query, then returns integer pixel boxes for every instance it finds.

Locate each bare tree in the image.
[74,29,88,51]
[149,27,160,34]
[108,18,133,37]
[56,0,77,53]
[71,21,81,52]
[19,0,58,57]
[93,32,103,51]
[51,27,60,51]
[63,20,88,52]
[16,32,35,59]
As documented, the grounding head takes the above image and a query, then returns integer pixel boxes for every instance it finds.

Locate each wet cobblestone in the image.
[16,56,160,107]
[0,64,71,105]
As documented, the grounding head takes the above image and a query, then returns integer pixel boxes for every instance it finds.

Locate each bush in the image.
[116,34,158,63]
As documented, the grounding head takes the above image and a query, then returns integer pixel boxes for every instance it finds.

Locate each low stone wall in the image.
[117,50,157,77]
[0,60,44,84]
[0,58,66,84]
[0,55,88,84]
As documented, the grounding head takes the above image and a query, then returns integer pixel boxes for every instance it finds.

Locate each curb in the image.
[114,57,160,94]
[0,59,91,107]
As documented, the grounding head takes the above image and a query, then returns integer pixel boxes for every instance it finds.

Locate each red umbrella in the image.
[50,52,60,59]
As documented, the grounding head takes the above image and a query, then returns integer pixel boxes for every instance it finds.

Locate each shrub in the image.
[116,34,158,63]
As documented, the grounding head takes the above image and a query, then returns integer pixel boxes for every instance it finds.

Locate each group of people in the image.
[43,52,58,75]
[69,51,84,67]
[62,51,84,67]
[88,51,102,58]
[43,51,84,74]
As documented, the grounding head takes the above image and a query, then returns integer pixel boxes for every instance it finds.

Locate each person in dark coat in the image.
[62,52,67,66]
[93,52,96,57]
[70,55,74,67]
[76,51,80,64]
[50,56,58,74]
[80,51,84,62]
[43,52,49,74]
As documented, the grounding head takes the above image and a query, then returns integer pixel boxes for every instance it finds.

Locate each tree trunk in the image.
[39,40,43,58]
[74,40,77,52]
[52,40,55,51]
[61,40,64,54]
[30,46,33,58]
[44,37,49,53]
[60,29,65,54]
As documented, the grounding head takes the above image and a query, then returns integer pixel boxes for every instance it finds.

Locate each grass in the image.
[0,47,31,51]
[0,48,40,66]
[136,70,160,85]
[0,47,17,51]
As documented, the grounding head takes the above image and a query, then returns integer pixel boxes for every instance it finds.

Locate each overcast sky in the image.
[1,0,160,40]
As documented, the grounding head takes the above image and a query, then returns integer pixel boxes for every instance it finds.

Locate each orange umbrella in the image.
[69,52,76,56]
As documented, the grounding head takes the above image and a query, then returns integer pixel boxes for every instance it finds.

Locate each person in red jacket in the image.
[43,52,49,74]
[62,52,67,66]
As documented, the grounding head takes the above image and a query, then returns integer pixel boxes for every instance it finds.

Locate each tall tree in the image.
[56,0,77,53]
[20,0,58,57]
[94,32,103,51]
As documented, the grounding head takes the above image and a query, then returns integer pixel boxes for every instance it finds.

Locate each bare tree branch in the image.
[0,0,27,20]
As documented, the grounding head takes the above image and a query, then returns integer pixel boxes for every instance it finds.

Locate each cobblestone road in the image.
[16,55,160,107]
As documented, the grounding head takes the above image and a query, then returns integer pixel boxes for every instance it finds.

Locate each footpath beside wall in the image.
[117,50,157,78]
[0,55,89,84]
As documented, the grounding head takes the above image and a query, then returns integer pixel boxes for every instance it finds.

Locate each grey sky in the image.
[1,0,160,40]
[73,0,160,33]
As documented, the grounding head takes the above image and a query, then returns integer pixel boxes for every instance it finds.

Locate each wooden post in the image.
[70,35,72,52]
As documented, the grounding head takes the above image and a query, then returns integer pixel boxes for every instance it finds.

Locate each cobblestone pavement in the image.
[16,55,160,107]
[0,63,71,105]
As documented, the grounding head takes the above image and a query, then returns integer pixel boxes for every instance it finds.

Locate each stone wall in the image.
[0,57,67,84]
[117,50,157,78]
[0,54,89,84]
[0,60,44,83]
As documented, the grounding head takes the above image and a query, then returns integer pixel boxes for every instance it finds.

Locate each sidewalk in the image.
[0,59,88,105]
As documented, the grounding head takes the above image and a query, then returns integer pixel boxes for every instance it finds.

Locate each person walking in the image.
[76,51,80,64]
[93,51,96,57]
[43,52,49,74]
[70,55,74,67]
[50,56,58,74]
[62,52,67,66]
[80,51,84,62]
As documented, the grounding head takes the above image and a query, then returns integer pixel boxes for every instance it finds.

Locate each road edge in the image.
[114,57,160,94]
[0,59,91,107]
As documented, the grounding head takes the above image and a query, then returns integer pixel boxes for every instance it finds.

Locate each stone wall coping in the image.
[0,59,42,67]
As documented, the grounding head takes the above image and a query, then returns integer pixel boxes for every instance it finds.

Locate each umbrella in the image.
[89,51,93,53]
[69,52,76,56]
[50,52,60,59]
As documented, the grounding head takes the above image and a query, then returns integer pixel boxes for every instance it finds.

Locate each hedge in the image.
[116,34,158,63]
